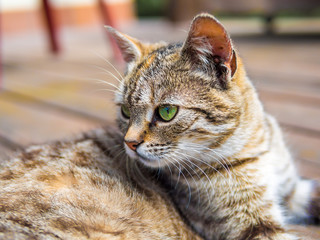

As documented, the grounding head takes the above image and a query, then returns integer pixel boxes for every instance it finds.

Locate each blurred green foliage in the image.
[135,0,168,17]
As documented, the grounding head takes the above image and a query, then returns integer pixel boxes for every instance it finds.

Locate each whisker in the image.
[175,151,214,201]
[176,164,182,188]
[90,88,120,95]
[125,155,132,180]
[107,143,122,150]
[174,145,234,197]
[113,148,126,160]
[131,160,157,191]
[184,144,234,194]
[164,160,173,184]
[84,77,122,91]
[166,156,192,208]
[92,51,124,81]
[92,65,122,84]
[177,146,227,180]
[205,150,232,179]
[173,153,204,207]
[184,143,232,178]
[156,158,162,180]
[169,154,201,208]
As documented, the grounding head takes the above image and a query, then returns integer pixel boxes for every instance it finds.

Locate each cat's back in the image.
[0,127,199,240]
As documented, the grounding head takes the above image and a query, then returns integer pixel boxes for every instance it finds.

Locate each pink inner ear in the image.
[191,17,233,64]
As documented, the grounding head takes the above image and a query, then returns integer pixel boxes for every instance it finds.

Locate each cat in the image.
[0,126,201,239]
[107,13,320,240]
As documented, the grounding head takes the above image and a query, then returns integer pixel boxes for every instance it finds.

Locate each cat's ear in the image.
[182,14,237,85]
[105,26,143,63]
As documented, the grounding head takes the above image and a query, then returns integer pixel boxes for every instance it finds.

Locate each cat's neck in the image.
[217,63,269,161]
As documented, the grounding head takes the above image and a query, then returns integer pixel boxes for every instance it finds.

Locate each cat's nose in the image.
[125,140,142,152]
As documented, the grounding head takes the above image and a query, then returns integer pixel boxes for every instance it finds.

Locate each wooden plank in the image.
[288,224,320,240]
[0,90,112,123]
[3,61,119,121]
[251,70,320,97]
[285,131,320,164]
[0,144,15,162]
[263,101,320,133]
[257,86,320,109]
[297,158,320,180]
[0,98,105,146]
[236,38,320,79]
[236,37,320,101]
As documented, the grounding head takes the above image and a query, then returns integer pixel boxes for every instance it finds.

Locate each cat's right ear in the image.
[181,14,237,88]
[105,26,142,64]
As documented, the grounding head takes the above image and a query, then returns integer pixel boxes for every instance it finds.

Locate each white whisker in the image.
[183,143,233,179]
[166,156,192,208]
[92,65,122,84]
[175,151,214,201]
[90,88,120,95]
[93,51,124,81]
[84,77,122,91]
[173,153,207,207]
[177,145,227,180]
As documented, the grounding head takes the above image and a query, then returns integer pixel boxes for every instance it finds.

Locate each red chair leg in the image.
[98,0,123,63]
[42,0,60,54]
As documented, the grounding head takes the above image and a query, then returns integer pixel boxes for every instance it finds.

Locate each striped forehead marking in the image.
[126,43,183,105]
[126,53,156,105]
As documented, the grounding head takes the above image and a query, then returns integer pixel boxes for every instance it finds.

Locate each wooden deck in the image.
[1,19,320,238]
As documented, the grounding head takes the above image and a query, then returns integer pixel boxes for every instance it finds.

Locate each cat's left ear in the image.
[105,26,143,64]
[182,14,237,85]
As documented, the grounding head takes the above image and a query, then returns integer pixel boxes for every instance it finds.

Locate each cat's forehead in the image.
[122,43,190,105]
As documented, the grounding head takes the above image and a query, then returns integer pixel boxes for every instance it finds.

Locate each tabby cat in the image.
[107,13,320,240]
[0,127,201,239]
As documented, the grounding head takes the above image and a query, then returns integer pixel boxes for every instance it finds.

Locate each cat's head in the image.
[107,13,255,168]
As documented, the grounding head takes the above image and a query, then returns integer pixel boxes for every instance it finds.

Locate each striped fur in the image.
[0,127,201,239]
[109,13,320,240]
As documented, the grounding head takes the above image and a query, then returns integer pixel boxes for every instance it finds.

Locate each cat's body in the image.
[107,13,320,240]
[0,127,201,240]
[1,13,319,240]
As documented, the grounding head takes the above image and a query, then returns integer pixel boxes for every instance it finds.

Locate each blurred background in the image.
[1,0,320,237]
[1,1,320,176]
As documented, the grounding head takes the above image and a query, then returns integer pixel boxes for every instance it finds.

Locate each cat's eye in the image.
[121,105,130,118]
[158,105,178,122]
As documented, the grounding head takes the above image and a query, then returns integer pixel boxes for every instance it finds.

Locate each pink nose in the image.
[125,140,140,151]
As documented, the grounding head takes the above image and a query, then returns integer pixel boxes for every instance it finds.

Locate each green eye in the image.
[158,105,178,122]
[121,105,130,118]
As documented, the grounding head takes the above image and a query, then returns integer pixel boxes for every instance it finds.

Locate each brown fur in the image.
[0,127,201,239]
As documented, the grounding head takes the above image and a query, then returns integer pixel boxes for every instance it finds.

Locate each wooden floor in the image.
[1,18,320,238]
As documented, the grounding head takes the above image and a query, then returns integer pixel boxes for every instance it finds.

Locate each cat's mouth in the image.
[124,143,164,168]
